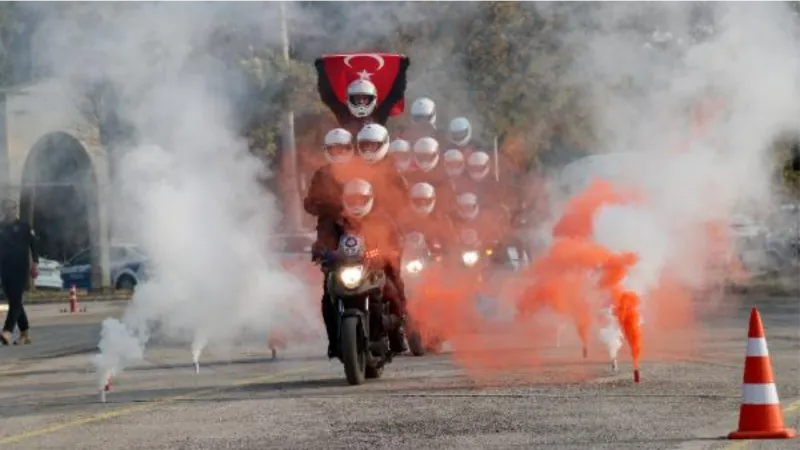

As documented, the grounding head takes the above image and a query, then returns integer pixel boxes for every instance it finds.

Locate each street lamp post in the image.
[279,1,303,233]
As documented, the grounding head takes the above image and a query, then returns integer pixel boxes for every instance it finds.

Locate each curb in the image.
[727,281,800,298]
[23,294,133,305]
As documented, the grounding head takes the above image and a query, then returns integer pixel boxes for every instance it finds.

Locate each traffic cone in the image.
[69,285,78,313]
[728,307,796,439]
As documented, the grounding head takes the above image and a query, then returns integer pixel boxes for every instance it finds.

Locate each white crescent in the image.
[343,53,385,72]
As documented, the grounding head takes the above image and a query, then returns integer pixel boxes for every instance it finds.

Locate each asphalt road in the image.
[0,296,797,450]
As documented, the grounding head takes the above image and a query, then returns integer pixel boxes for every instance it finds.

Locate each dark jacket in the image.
[0,219,38,282]
[404,164,458,219]
[356,159,411,221]
[397,205,456,253]
[304,164,347,252]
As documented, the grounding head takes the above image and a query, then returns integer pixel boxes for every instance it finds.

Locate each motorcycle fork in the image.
[337,297,373,362]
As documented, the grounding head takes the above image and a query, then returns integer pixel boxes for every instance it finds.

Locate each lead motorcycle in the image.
[322,234,400,385]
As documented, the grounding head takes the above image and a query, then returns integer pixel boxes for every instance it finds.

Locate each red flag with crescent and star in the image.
[316,53,410,121]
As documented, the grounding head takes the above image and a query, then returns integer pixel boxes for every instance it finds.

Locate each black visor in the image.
[412,197,434,211]
[445,160,464,172]
[359,141,382,154]
[327,144,352,156]
[415,152,437,166]
[451,130,468,142]
[344,193,371,210]
[349,94,375,106]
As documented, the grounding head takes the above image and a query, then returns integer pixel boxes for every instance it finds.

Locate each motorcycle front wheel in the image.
[340,316,367,385]
[408,330,426,357]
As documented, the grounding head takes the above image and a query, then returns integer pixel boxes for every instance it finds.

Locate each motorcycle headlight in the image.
[339,265,364,289]
[405,259,424,274]
[462,251,480,267]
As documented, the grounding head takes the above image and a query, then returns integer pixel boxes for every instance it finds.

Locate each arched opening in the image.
[19,132,98,263]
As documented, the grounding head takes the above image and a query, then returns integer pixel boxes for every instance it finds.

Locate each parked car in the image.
[61,243,149,291]
[34,257,64,290]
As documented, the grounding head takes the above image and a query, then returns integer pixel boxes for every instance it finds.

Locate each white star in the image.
[356,69,372,80]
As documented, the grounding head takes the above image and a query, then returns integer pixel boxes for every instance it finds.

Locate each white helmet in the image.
[410,182,436,216]
[342,178,374,218]
[443,149,465,178]
[356,123,389,164]
[347,79,378,118]
[467,151,490,181]
[412,137,439,172]
[448,117,472,147]
[411,97,436,126]
[323,128,354,164]
[456,192,479,220]
[389,139,412,172]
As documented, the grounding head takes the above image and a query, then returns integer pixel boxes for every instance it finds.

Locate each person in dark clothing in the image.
[401,97,446,144]
[0,198,38,346]
[404,137,457,218]
[335,178,409,354]
[446,117,491,162]
[303,128,359,358]
[397,182,456,256]
[317,76,408,136]
[352,123,411,222]
[388,138,415,175]
[304,128,357,253]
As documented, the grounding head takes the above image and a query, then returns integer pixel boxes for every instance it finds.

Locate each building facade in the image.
[0,78,111,290]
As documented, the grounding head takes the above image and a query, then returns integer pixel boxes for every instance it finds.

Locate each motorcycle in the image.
[455,229,525,323]
[322,234,400,385]
[401,232,445,357]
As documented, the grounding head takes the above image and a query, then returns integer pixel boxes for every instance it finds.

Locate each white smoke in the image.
[532,3,799,358]
[25,3,321,387]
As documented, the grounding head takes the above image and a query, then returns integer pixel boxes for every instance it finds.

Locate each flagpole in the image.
[493,134,500,182]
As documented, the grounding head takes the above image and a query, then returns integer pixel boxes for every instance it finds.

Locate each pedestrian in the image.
[0,198,38,346]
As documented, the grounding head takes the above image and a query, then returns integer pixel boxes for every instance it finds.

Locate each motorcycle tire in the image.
[408,330,426,357]
[341,316,366,385]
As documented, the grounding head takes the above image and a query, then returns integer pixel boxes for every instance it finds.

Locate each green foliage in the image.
[238,48,328,157]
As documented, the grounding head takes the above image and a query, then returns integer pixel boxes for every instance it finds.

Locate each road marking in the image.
[0,365,316,446]
[721,397,800,450]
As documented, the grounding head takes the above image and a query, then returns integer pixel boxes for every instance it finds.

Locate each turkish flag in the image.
[316,53,409,120]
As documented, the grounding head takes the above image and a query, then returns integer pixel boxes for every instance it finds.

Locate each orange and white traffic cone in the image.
[69,285,78,313]
[728,306,796,440]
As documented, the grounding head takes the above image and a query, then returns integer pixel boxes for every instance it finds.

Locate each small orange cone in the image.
[69,285,78,313]
[728,307,796,440]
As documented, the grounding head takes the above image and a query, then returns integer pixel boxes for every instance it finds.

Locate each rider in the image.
[451,191,506,253]
[398,182,456,257]
[447,117,484,159]
[442,148,469,194]
[388,138,415,175]
[335,178,409,354]
[402,97,444,144]
[405,137,456,215]
[304,128,358,358]
[353,123,411,221]
[338,79,381,135]
[304,128,356,254]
